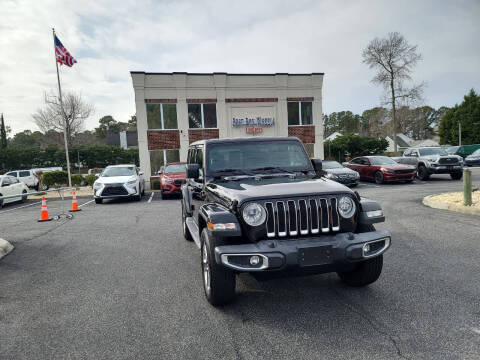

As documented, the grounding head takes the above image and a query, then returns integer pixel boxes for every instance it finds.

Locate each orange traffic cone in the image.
[69,191,81,212]
[38,196,52,222]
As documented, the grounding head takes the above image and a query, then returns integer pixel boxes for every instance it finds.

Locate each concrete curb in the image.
[0,238,14,260]
[423,194,480,216]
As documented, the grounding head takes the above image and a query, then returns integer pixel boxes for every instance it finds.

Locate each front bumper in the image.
[383,172,416,182]
[94,184,138,199]
[332,178,359,186]
[465,159,480,166]
[427,164,462,174]
[214,230,391,273]
[162,182,182,194]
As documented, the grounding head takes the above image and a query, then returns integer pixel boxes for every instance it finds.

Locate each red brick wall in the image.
[188,129,220,144]
[186,98,217,103]
[288,125,315,143]
[286,97,314,102]
[147,130,180,150]
[225,98,278,103]
[145,99,177,103]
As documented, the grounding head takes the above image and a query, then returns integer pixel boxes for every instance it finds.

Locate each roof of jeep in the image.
[189,136,301,147]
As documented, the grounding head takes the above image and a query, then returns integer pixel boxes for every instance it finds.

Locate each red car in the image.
[158,162,187,198]
[345,156,416,184]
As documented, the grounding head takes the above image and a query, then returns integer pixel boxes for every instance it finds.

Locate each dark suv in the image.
[181,137,390,305]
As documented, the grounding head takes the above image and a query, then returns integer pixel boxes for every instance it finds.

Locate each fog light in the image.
[250,255,261,266]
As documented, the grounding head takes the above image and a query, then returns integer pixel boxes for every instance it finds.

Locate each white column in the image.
[275,74,289,137]
[132,73,152,186]
[214,73,228,138]
[312,74,324,159]
[174,73,189,161]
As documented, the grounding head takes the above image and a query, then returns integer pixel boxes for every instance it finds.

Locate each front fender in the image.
[358,197,385,224]
[200,203,242,237]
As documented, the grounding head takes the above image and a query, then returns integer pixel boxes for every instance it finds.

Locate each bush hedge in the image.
[42,171,68,187]
[323,134,389,162]
[85,174,97,188]
[71,174,84,187]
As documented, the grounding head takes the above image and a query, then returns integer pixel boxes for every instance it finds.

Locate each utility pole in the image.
[458,122,461,146]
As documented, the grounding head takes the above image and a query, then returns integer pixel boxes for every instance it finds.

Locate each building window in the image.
[287,101,313,125]
[304,143,314,158]
[150,149,180,174]
[147,103,178,129]
[188,103,217,128]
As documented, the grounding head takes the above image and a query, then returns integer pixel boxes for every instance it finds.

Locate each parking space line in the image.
[79,199,95,208]
[0,201,42,214]
[148,192,154,203]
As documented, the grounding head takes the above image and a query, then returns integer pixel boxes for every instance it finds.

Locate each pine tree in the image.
[0,113,7,148]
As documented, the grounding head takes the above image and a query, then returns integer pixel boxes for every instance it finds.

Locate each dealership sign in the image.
[232,116,275,135]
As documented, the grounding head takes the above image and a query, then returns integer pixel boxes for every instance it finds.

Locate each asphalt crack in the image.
[328,280,409,360]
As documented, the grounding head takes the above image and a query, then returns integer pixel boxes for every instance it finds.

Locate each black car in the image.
[465,149,480,167]
[181,137,390,305]
[322,160,360,186]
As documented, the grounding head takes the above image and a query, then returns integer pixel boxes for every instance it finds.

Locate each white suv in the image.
[5,170,39,190]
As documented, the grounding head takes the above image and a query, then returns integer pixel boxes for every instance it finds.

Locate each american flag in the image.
[54,35,77,67]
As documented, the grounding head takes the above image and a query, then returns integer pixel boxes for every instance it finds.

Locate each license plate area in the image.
[298,245,333,267]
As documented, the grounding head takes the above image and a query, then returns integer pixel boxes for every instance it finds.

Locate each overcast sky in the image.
[1,0,479,134]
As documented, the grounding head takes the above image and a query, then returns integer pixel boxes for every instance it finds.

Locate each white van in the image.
[5,170,39,189]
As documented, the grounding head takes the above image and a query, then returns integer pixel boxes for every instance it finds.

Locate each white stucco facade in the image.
[131,72,324,187]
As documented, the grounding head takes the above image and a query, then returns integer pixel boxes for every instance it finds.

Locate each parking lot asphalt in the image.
[1,172,479,360]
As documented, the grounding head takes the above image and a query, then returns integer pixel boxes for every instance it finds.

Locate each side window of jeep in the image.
[195,147,204,180]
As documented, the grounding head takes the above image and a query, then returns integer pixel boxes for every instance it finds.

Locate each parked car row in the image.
[0,175,29,209]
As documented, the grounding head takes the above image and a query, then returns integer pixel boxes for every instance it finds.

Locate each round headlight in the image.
[242,202,266,226]
[338,196,356,218]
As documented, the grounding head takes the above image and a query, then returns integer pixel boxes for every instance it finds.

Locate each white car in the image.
[93,165,145,204]
[5,169,39,189]
[0,175,29,208]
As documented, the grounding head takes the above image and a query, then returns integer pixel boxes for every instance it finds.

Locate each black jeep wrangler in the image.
[181,137,390,305]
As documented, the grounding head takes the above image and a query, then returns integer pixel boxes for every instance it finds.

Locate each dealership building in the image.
[130,72,324,187]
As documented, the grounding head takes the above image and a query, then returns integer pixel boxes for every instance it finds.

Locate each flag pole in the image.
[52,28,72,188]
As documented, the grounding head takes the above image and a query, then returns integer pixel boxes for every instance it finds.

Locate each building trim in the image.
[226,98,278,103]
[131,71,325,76]
[287,97,314,102]
[145,99,177,103]
[186,98,217,103]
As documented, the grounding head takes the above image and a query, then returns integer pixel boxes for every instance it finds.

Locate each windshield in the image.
[369,157,397,165]
[445,146,459,154]
[101,166,136,177]
[165,164,186,173]
[206,141,312,174]
[322,161,344,169]
[471,149,480,156]
[419,148,448,156]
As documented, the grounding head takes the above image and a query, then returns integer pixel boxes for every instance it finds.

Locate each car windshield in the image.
[445,146,459,154]
[419,148,448,156]
[207,140,312,174]
[322,161,344,169]
[369,157,397,165]
[101,166,136,177]
[165,164,186,173]
[471,149,480,156]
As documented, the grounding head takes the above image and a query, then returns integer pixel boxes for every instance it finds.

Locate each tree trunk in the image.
[390,78,397,153]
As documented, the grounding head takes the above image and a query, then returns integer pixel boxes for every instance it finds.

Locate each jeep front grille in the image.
[264,197,340,238]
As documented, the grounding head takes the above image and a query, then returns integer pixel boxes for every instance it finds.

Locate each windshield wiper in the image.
[211,169,254,180]
[250,166,296,174]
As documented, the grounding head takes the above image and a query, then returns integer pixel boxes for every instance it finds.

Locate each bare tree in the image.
[362,32,423,152]
[32,91,94,145]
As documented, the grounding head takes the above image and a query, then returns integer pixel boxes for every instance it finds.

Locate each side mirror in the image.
[186,164,200,180]
[311,158,323,172]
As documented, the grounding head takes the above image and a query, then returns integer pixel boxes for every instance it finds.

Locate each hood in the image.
[379,163,416,170]
[206,175,353,205]
[97,175,136,184]
[163,172,186,179]
[324,167,358,175]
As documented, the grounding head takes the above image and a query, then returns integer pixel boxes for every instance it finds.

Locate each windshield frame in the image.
[164,164,186,173]
[322,161,344,169]
[101,166,136,177]
[418,147,448,156]
[205,140,313,177]
[369,157,398,166]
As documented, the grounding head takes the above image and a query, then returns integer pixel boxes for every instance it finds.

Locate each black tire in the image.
[337,255,383,287]
[0,194,3,209]
[201,228,236,306]
[417,165,430,181]
[161,191,166,200]
[141,187,145,196]
[95,198,103,204]
[135,193,142,201]
[450,172,462,180]
[405,179,413,183]
[21,190,28,202]
[182,201,193,242]
[337,223,383,287]
[374,171,384,184]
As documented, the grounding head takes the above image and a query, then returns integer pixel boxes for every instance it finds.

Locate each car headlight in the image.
[326,173,337,179]
[93,182,102,189]
[338,196,356,218]
[126,180,137,186]
[242,202,267,226]
[354,172,360,178]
